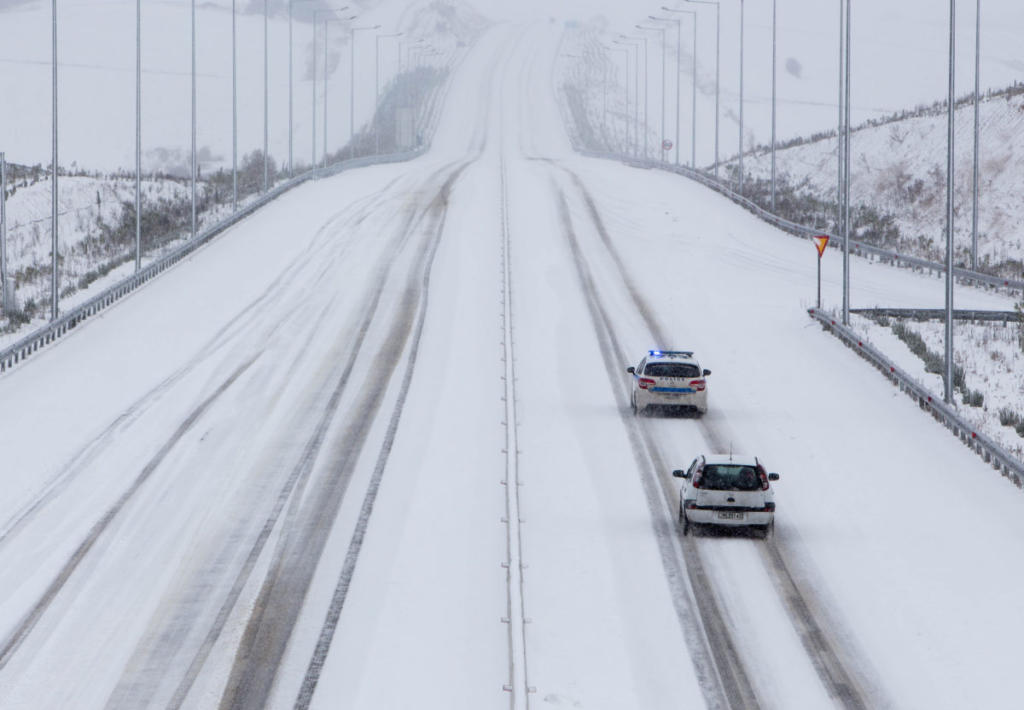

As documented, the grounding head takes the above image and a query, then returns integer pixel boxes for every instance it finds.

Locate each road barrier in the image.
[0,148,429,375]
[577,148,1024,294]
[808,307,1024,487]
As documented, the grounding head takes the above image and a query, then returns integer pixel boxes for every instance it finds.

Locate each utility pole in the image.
[268,0,272,191]
[135,0,142,271]
[944,0,956,404]
[232,0,238,208]
[1,152,8,313]
[738,0,745,194]
[842,0,851,326]
[191,0,197,240]
[971,0,981,270]
[51,0,59,320]
[375,32,403,155]
[351,24,382,159]
[771,0,778,211]
[637,24,667,162]
[684,0,720,175]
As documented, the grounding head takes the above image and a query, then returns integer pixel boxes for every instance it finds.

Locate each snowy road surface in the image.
[2,21,1023,710]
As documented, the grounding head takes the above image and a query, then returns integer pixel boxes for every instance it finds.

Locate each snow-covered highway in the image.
[2,18,1024,710]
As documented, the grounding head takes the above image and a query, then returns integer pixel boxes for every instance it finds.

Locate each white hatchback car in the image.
[626,350,710,415]
[673,454,780,538]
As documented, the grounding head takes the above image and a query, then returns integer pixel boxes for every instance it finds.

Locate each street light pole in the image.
[613,39,639,157]
[842,0,851,326]
[738,0,745,194]
[51,0,58,320]
[350,24,382,160]
[268,0,272,191]
[135,0,142,271]
[191,0,197,240]
[608,47,630,153]
[837,0,845,242]
[375,32,402,155]
[771,0,777,211]
[1,152,8,312]
[232,0,237,208]
[684,1,720,174]
[638,24,667,163]
[661,8,699,168]
[971,0,981,270]
[312,8,353,171]
[944,0,956,404]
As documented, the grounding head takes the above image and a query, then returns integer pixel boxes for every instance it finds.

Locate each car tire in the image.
[680,505,690,535]
[757,522,774,540]
[631,393,638,415]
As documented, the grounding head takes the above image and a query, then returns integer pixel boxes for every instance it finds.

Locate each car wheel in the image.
[679,504,690,535]
[757,522,774,540]
[631,393,638,415]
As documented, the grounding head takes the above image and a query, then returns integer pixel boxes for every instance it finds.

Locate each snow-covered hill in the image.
[738,85,1024,274]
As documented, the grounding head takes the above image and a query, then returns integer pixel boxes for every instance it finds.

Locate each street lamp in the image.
[135,0,141,269]
[970,0,981,270]
[375,32,403,155]
[738,0,745,194]
[944,0,956,403]
[606,46,630,154]
[191,0,196,240]
[51,0,59,318]
[311,8,354,171]
[619,34,648,159]
[680,1,719,176]
[655,10,697,167]
[350,24,382,159]
[613,38,641,158]
[770,0,777,211]
[323,14,359,169]
[637,23,669,163]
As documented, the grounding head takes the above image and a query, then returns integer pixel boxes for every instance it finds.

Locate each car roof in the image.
[702,454,759,466]
[644,350,699,364]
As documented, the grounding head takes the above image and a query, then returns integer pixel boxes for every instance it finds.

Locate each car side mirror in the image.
[672,469,690,478]
[703,369,711,376]
[768,473,780,481]
[626,366,635,374]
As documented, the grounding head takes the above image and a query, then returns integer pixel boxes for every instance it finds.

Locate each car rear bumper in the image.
[636,389,707,411]
[685,509,773,527]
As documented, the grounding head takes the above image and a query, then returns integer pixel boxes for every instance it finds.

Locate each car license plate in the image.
[717,511,745,521]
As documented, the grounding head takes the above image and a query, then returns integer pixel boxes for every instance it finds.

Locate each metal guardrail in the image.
[851,308,1023,322]
[808,307,1024,487]
[0,147,425,375]
[577,149,1024,294]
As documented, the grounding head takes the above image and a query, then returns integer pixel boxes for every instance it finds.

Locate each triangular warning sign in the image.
[813,235,830,258]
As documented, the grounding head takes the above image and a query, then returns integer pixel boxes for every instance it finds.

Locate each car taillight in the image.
[638,378,656,390]
[691,379,706,391]
[685,501,698,510]
[762,502,776,512]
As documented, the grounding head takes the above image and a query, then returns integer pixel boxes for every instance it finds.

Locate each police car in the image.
[626,350,710,415]
[673,454,780,538]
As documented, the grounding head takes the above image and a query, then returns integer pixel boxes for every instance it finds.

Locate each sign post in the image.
[813,235,830,309]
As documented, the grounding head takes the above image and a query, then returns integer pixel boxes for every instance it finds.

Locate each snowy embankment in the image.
[738,87,1024,274]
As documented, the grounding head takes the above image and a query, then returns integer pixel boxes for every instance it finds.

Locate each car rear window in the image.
[698,465,762,491]
[644,362,701,378]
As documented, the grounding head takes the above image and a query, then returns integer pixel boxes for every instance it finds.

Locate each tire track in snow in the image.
[554,164,878,710]
[0,356,259,673]
[97,161,466,708]
[216,165,472,710]
[551,183,751,710]
[0,183,401,553]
